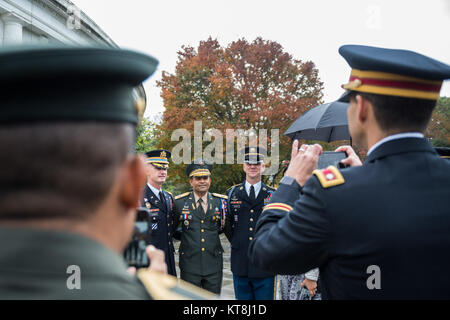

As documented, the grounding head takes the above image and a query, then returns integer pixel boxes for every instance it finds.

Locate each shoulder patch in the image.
[313,166,345,188]
[175,192,190,200]
[212,193,228,199]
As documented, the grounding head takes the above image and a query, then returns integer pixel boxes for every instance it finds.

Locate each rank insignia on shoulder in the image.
[227,183,241,191]
[313,166,345,188]
[212,193,227,199]
[175,192,190,200]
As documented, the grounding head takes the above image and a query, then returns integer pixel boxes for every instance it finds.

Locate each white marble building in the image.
[0,0,116,46]
[0,0,146,103]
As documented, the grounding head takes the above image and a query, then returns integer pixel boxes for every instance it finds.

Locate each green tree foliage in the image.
[135,117,158,153]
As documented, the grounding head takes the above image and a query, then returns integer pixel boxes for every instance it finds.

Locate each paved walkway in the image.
[174,234,283,300]
[173,234,235,299]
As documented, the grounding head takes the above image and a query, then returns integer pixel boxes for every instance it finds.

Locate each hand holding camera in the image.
[124,207,167,273]
[285,140,362,187]
[284,140,323,187]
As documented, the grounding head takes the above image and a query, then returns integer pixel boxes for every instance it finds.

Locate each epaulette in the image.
[166,191,173,196]
[263,185,276,191]
[212,193,228,199]
[226,183,241,192]
[175,192,190,200]
[313,166,345,188]
[137,269,215,300]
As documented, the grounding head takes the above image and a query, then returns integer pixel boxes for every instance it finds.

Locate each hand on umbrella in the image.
[335,145,362,167]
[285,140,323,187]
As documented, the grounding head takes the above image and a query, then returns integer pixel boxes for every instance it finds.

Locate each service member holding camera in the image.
[249,45,450,299]
[0,46,166,299]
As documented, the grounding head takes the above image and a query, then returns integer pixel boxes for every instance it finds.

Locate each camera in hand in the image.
[123,207,158,268]
[317,151,348,169]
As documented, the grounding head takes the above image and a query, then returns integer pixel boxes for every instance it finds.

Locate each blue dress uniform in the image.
[248,45,450,299]
[225,146,277,300]
[141,150,177,277]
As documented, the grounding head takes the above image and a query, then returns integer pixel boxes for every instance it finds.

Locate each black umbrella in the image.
[285,101,351,142]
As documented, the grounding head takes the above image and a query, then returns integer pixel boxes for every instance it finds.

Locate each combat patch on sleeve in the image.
[313,166,345,188]
[175,192,190,200]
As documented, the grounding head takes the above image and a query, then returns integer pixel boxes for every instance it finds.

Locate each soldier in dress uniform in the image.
[248,45,450,299]
[0,45,167,299]
[0,45,216,300]
[141,149,177,276]
[173,161,228,294]
[224,147,276,300]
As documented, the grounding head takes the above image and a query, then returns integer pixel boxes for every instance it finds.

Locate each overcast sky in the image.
[73,0,450,119]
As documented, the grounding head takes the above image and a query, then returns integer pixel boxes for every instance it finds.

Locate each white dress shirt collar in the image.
[245,180,262,198]
[147,183,162,199]
[367,132,425,156]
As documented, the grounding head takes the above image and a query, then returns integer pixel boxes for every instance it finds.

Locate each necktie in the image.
[249,185,256,202]
[159,191,167,211]
[198,198,205,215]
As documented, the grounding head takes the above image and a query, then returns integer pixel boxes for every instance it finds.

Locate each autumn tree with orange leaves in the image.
[156,37,323,193]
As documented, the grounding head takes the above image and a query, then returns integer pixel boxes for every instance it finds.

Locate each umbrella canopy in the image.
[285,101,351,142]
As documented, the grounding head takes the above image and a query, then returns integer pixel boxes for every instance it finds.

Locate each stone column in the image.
[0,19,4,45]
[2,13,23,45]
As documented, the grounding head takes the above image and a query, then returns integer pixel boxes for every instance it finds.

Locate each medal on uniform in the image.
[146,202,151,209]
[264,192,272,205]
[183,214,190,229]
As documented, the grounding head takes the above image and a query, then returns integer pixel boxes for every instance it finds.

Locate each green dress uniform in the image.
[0,46,215,300]
[173,191,228,294]
[0,228,151,300]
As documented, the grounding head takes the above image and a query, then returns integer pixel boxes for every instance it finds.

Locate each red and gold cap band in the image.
[342,69,442,100]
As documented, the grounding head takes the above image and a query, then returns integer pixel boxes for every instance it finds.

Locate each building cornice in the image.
[0,0,117,46]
